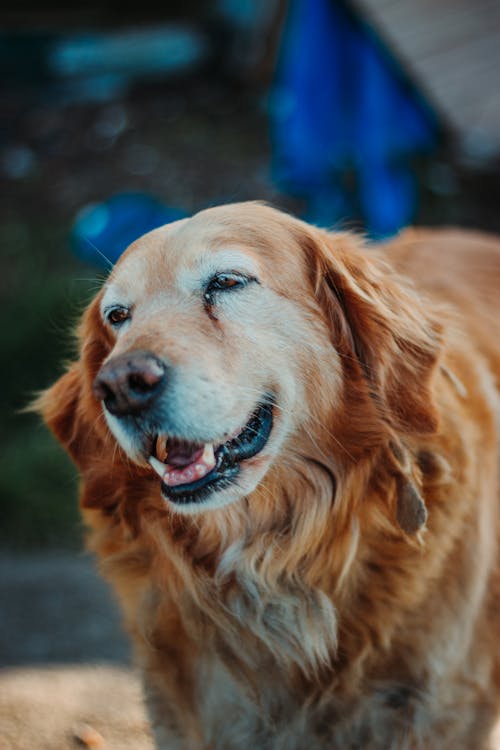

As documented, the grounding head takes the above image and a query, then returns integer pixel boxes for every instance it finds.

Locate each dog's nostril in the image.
[128,372,154,393]
[127,359,165,395]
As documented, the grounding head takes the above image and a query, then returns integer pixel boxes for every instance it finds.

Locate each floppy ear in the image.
[35,296,111,470]
[300,226,442,437]
[35,362,87,467]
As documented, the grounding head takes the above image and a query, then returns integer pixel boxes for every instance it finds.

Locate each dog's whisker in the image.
[80,235,114,270]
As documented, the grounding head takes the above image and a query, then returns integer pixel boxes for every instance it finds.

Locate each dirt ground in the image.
[0,665,153,750]
[0,554,152,750]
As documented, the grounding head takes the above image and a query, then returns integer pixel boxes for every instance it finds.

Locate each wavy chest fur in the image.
[91,401,499,750]
[137,535,497,750]
[134,538,487,750]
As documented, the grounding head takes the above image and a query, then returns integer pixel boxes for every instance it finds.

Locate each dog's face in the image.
[39,202,441,522]
[91,204,339,512]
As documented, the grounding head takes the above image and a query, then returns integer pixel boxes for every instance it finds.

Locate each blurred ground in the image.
[0,665,153,750]
[0,553,153,750]
[0,554,129,666]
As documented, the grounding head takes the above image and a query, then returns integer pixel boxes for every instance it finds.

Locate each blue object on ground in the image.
[71,192,186,267]
[270,0,439,237]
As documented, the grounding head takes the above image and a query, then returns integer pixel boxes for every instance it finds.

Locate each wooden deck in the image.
[351,0,500,157]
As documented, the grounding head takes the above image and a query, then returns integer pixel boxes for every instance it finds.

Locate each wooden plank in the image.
[351,0,500,154]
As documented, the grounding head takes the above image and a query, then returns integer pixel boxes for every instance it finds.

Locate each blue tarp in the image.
[270,0,438,236]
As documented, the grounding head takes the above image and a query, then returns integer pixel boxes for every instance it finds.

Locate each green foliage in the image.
[0,219,101,550]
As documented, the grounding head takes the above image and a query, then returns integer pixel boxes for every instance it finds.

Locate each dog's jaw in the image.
[102,394,284,514]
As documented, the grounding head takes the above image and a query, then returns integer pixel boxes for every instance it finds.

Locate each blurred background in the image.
[1,0,500,745]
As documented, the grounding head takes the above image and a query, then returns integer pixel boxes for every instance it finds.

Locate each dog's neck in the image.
[129,445,416,678]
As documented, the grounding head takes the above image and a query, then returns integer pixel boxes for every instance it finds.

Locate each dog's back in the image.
[385,227,500,373]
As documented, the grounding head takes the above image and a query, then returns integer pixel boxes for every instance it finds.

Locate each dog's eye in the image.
[106,306,130,327]
[204,273,253,304]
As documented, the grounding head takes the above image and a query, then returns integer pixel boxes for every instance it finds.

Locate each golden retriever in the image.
[38,202,500,749]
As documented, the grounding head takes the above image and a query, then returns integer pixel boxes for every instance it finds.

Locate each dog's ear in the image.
[34,296,111,470]
[299,226,442,436]
[35,361,88,467]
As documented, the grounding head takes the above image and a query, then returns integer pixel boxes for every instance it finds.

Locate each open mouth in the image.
[148,398,274,505]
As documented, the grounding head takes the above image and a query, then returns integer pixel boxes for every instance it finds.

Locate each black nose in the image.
[93,350,167,417]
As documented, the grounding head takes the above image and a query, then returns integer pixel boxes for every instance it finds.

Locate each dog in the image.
[38,202,500,749]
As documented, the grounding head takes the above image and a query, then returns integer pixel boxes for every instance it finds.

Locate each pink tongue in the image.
[163,460,213,487]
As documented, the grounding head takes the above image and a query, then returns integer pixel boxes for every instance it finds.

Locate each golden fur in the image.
[38,203,500,749]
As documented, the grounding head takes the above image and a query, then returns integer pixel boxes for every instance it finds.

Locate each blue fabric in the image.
[71,192,186,266]
[271,0,438,236]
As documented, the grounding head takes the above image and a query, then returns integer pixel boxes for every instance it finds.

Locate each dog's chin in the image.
[105,396,276,514]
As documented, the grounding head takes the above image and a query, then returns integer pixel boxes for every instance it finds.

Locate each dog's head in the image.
[38,203,441,521]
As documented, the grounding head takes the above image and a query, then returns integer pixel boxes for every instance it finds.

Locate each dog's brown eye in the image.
[208,273,244,291]
[217,276,239,288]
[204,273,255,305]
[106,306,130,326]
